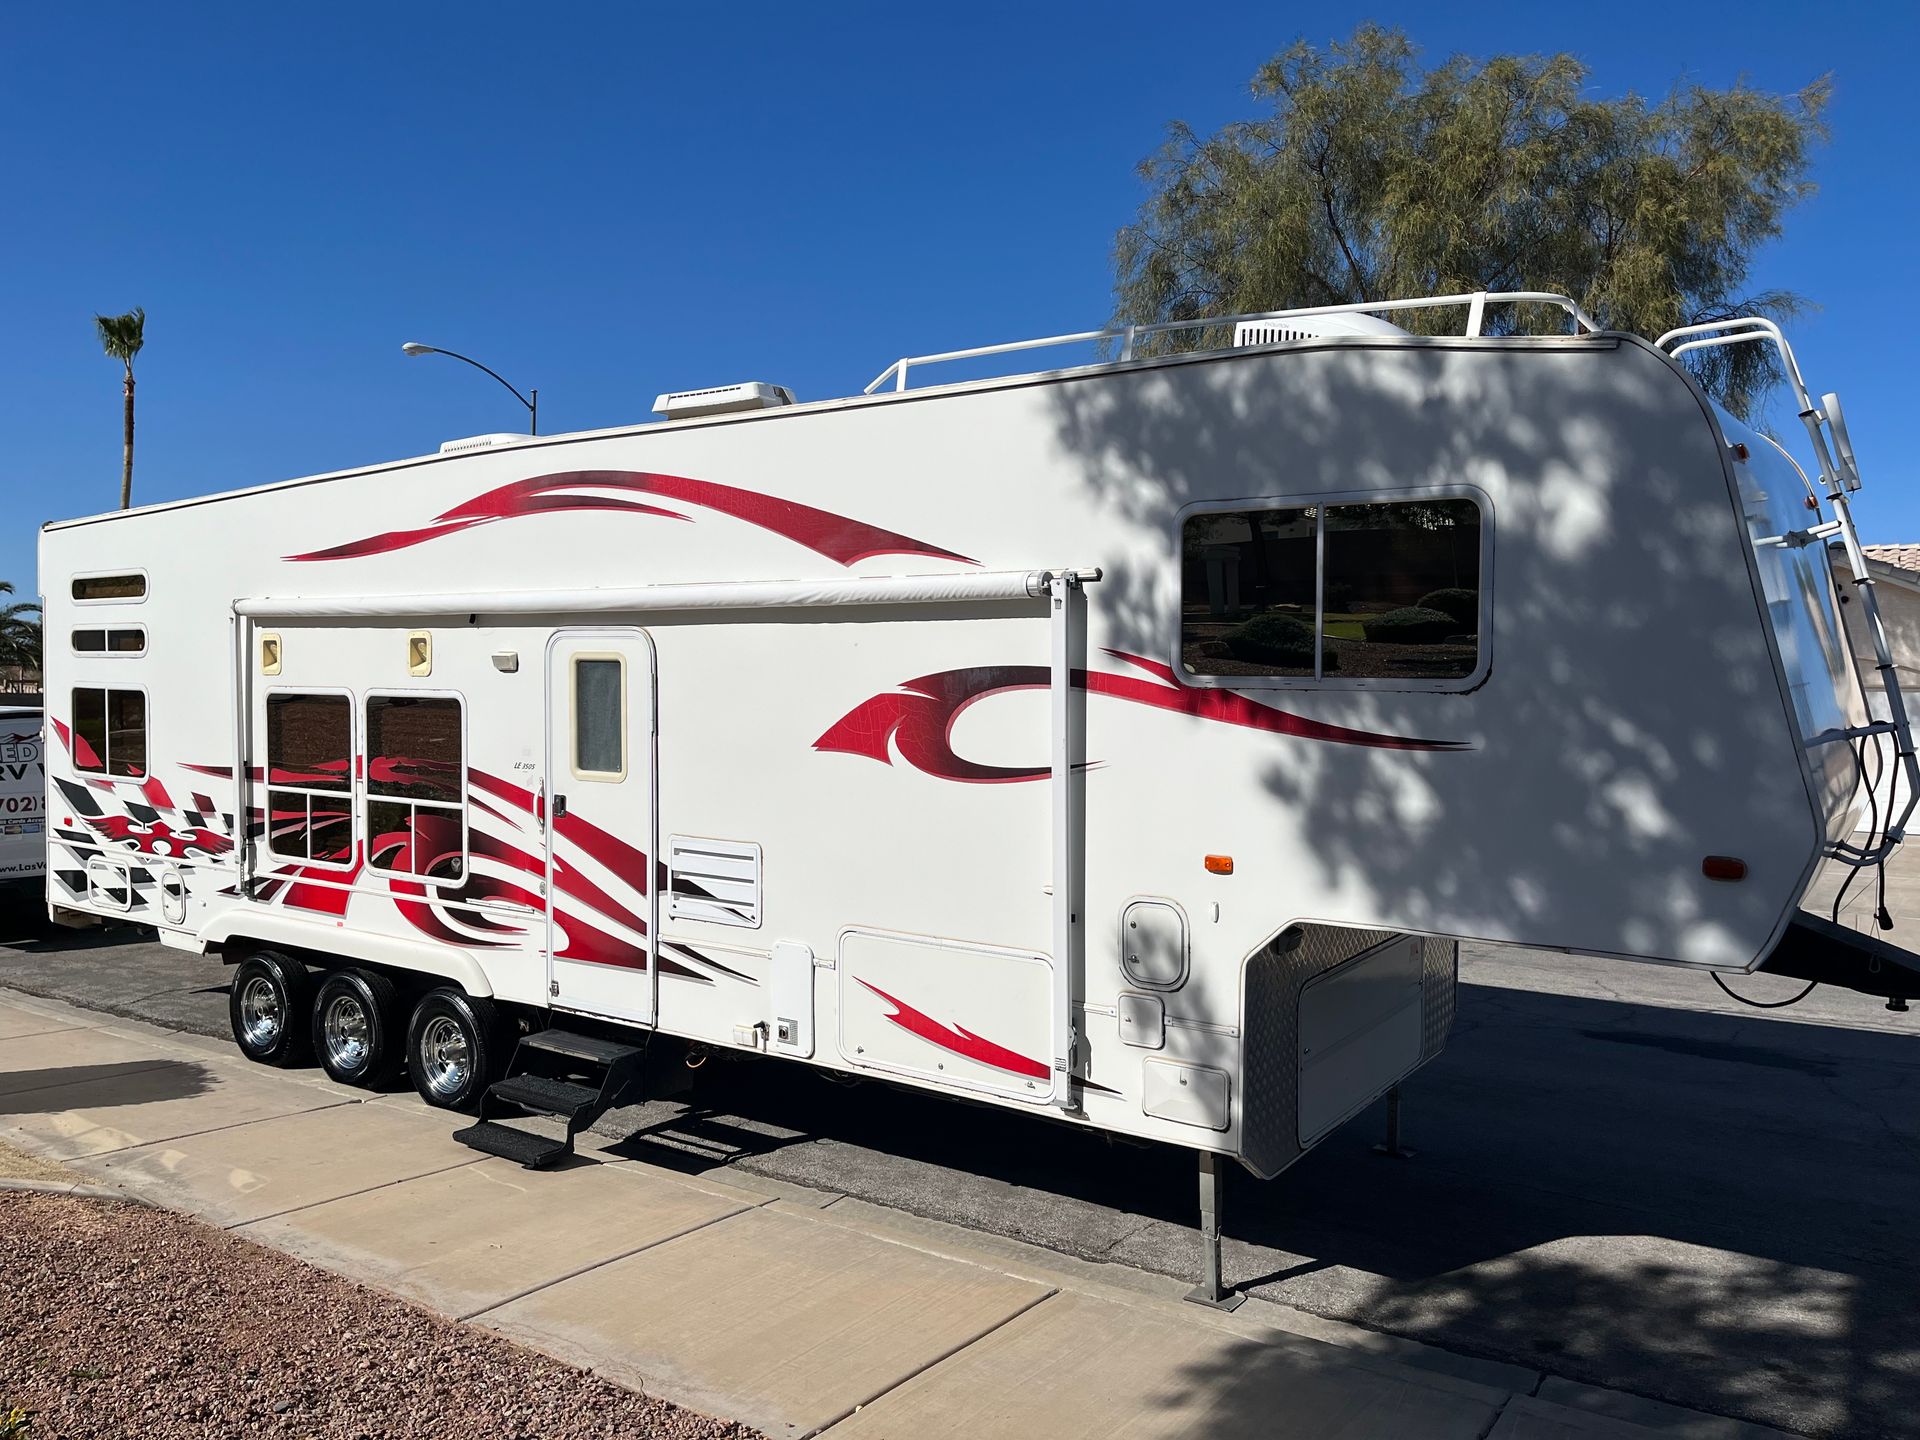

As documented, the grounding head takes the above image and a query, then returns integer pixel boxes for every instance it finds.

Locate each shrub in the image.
[1223,612,1338,671]
[1415,587,1478,629]
[1362,606,1457,644]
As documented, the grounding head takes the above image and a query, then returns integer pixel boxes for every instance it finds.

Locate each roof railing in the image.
[864,289,1601,395]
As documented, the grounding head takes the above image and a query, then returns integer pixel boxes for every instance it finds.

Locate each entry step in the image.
[489,1073,601,1121]
[520,1029,645,1065]
[452,1119,571,1169]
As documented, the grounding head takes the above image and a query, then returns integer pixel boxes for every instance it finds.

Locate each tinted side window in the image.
[266,694,353,864]
[71,687,146,775]
[1179,498,1483,684]
[72,574,146,601]
[1322,500,1480,680]
[364,696,463,882]
[1179,507,1318,678]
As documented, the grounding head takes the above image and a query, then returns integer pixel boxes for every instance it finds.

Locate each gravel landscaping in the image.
[0,1190,759,1439]
[0,1138,74,1185]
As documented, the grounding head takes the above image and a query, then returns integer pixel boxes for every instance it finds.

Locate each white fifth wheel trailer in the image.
[38,292,1920,1307]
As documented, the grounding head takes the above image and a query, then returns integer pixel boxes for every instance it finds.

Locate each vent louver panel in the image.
[666,835,762,928]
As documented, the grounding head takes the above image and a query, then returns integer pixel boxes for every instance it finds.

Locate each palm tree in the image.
[0,582,42,687]
[95,307,145,509]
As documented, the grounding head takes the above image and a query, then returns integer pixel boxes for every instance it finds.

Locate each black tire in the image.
[406,987,500,1112]
[311,969,405,1089]
[228,949,313,1067]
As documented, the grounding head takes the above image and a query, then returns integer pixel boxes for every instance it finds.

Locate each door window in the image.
[572,656,625,780]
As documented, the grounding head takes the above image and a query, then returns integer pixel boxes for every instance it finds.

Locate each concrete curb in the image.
[0,1174,154,1205]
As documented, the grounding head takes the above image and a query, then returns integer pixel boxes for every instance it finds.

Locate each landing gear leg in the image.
[1183,1149,1244,1312]
[1373,1084,1415,1159]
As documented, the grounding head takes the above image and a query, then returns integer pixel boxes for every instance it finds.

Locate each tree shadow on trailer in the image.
[1045,340,1806,966]
[1022,338,1912,1432]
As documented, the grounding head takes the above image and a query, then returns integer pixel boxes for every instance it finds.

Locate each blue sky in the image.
[3,2,1915,594]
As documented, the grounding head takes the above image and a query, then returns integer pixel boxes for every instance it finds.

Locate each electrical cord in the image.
[1713,971,1819,1008]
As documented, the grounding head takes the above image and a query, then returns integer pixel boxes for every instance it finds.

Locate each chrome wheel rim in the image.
[418,1015,471,1099]
[322,992,372,1071]
[239,975,284,1048]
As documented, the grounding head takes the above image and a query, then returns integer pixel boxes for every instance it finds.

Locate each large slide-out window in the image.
[72,688,146,776]
[266,693,353,866]
[1179,497,1483,686]
[364,695,464,882]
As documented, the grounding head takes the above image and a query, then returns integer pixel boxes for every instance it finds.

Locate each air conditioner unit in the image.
[438,433,533,455]
[653,382,796,421]
[1234,313,1409,347]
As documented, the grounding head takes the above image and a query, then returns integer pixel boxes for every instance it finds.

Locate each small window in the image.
[266,693,353,865]
[72,573,146,602]
[71,627,145,656]
[1179,497,1483,685]
[71,687,146,776]
[364,695,464,882]
[572,656,625,780]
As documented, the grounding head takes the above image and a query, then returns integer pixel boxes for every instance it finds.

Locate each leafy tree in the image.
[1113,26,1829,417]
[0,582,39,679]
[94,307,145,509]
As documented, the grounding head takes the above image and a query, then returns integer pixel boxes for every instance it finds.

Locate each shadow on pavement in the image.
[0,1061,213,1115]
[608,979,1916,1439]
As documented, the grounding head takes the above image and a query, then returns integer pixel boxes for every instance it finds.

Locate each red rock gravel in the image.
[0,1191,760,1440]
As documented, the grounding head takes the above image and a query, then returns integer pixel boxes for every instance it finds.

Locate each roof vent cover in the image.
[652,382,796,421]
[1234,312,1408,347]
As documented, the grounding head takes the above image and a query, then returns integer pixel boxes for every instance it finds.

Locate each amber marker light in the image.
[1702,855,1748,882]
[1204,855,1235,875]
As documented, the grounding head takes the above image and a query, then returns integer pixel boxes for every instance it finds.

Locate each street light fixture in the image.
[400,342,538,435]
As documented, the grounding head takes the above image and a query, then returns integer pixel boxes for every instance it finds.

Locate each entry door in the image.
[545,628,658,1025]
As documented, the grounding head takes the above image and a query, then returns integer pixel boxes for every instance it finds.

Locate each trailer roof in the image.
[43,327,1619,535]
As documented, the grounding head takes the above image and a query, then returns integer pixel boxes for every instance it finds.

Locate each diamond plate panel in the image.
[1241,924,1391,1179]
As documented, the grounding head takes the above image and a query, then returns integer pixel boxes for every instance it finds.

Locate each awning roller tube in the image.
[233,567,1103,621]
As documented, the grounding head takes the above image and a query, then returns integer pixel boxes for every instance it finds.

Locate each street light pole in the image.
[401,342,539,434]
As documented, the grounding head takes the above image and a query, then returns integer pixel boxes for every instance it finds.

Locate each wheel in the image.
[311,969,404,1089]
[229,950,312,1067]
[406,987,500,1111]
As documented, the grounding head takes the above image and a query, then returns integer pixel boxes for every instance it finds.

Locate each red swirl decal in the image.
[286,469,975,568]
[856,978,1049,1080]
[814,649,1469,782]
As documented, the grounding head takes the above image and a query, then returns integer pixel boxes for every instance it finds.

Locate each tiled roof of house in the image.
[1863,545,1920,575]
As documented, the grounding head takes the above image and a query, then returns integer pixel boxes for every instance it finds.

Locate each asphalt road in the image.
[3,869,1916,1439]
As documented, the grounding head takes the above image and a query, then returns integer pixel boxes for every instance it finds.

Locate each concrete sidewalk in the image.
[0,989,1801,1440]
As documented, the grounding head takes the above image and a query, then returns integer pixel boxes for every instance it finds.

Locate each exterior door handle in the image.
[552,793,568,818]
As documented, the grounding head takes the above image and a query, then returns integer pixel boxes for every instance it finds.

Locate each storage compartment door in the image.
[1296,935,1425,1146]
[838,929,1054,1103]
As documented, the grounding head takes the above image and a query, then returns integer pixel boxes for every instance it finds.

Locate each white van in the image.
[0,704,46,886]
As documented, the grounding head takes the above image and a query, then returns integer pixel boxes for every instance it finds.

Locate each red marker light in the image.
[1702,856,1748,882]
